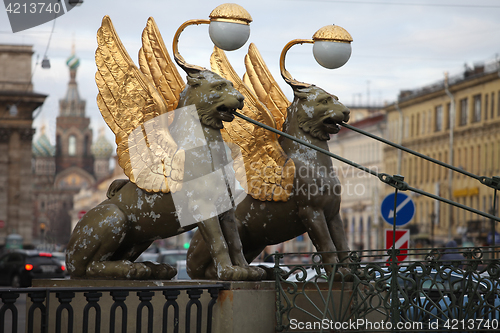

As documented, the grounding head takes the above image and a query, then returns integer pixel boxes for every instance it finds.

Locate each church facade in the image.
[32,51,113,248]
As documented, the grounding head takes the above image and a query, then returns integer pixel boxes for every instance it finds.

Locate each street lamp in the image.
[172,3,252,72]
[41,56,51,69]
[280,24,353,87]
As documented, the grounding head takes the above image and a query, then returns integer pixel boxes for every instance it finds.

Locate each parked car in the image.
[369,266,500,325]
[51,251,69,276]
[0,250,66,287]
[173,260,190,280]
[135,246,162,263]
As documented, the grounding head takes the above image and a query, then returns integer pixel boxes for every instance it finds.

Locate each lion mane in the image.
[180,70,242,130]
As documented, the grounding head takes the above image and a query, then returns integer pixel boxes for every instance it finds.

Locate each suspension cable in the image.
[340,122,500,190]
[233,111,500,223]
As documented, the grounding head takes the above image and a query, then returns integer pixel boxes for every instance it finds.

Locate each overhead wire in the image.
[287,0,500,9]
[1,12,57,123]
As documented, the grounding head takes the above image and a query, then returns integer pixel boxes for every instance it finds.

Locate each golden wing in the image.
[95,16,185,193]
[139,17,185,111]
[210,46,294,202]
[243,43,290,131]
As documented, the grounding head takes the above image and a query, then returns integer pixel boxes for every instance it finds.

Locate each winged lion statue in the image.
[66,16,264,281]
[187,43,352,279]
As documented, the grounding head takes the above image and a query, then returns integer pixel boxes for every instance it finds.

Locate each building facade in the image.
[384,59,500,246]
[329,109,386,251]
[0,44,47,246]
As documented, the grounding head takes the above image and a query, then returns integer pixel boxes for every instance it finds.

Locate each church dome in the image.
[91,129,113,159]
[32,128,55,157]
[66,53,80,70]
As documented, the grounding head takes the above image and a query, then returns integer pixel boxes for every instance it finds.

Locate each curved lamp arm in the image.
[173,19,210,73]
[279,39,314,88]
[172,3,252,75]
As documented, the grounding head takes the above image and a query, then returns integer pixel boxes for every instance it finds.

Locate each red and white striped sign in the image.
[385,229,409,264]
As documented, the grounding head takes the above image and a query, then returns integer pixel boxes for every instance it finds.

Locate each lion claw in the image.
[142,262,177,280]
[216,265,265,281]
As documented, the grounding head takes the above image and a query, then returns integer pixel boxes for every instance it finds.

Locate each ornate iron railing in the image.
[232,104,500,332]
[0,283,226,333]
[272,248,500,332]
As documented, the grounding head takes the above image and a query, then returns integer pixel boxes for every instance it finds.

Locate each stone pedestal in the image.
[212,280,275,333]
[32,279,276,333]
[32,278,361,332]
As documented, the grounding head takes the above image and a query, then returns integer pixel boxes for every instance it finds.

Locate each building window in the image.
[428,110,432,134]
[420,112,424,135]
[69,135,76,156]
[359,217,364,246]
[84,135,89,156]
[367,217,372,249]
[56,135,61,156]
[459,98,468,126]
[435,105,443,131]
[476,145,481,174]
[404,116,409,138]
[492,92,495,119]
[411,115,415,137]
[498,90,500,117]
[492,142,496,172]
[473,94,481,123]
[445,103,450,129]
[485,94,489,120]
[443,151,448,179]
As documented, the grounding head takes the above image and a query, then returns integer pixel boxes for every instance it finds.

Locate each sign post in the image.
[381,192,414,264]
[385,229,410,263]
[78,210,87,220]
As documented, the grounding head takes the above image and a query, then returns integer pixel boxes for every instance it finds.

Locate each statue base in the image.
[32,279,276,333]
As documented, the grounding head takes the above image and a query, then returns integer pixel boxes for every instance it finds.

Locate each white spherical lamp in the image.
[312,25,353,69]
[209,3,252,51]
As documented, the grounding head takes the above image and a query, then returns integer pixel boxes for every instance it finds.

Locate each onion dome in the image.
[33,126,55,157]
[60,46,86,117]
[91,128,113,159]
[66,53,80,70]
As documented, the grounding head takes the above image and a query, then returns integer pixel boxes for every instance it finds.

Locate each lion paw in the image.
[331,266,354,282]
[142,262,177,280]
[216,265,265,281]
[246,266,266,280]
[127,263,153,279]
[87,261,153,279]
[217,265,249,281]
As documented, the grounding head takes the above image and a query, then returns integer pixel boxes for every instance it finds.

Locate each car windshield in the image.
[375,267,485,294]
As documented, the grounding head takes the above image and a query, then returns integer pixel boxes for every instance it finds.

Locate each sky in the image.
[1,0,500,148]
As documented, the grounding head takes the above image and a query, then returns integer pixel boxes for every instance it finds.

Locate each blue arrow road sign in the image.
[381,192,415,226]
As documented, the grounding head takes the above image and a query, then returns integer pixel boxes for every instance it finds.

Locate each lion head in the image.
[178,70,244,129]
[289,85,350,141]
